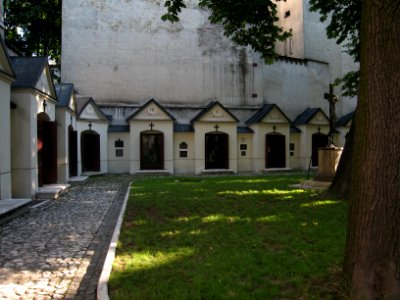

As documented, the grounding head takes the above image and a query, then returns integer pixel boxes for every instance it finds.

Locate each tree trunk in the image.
[344,1,400,299]
[328,115,355,198]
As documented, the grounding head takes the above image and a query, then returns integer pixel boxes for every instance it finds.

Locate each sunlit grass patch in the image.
[109,174,348,300]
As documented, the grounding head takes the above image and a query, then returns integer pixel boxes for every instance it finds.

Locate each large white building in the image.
[59,0,357,175]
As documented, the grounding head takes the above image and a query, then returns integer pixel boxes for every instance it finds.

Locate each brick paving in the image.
[0,175,131,300]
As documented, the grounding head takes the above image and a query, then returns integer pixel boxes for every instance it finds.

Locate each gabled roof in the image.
[127,98,176,121]
[237,126,254,134]
[11,57,47,88]
[108,125,130,132]
[293,108,329,125]
[336,111,355,127]
[10,56,57,100]
[191,101,239,123]
[174,123,194,132]
[55,83,74,107]
[76,97,108,120]
[245,103,291,125]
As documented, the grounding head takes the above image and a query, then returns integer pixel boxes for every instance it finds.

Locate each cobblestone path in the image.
[0,175,131,300]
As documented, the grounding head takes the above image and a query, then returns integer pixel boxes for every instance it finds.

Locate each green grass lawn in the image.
[109,174,348,300]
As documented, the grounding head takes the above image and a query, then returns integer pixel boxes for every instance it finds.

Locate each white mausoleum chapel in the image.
[0,0,357,203]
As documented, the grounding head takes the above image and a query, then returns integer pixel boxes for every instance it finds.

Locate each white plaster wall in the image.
[62,0,357,118]
[0,80,11,199]
[10,92,56,198]
[56,109,77,182]
[108,132,131,173]
[289,134,301,169]
[129,120,174,174]
[262,60,330,120]
[275,0,305,59]
[193,122,237,174]
[237,134,253,172]
[76,121,109,174]
[62,0,261,106]
[174,132,195,174]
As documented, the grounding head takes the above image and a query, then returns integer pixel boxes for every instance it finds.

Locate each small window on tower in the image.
[285,10,291,18]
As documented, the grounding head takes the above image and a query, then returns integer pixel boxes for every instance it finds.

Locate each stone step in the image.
[201,169,235,175]
[0,199,32,225]
[36,184,70,200]
[68,176,89,185]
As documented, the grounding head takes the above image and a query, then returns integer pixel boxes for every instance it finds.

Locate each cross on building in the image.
[324,84,339,147]
[149,122,154,130]
[214,124,219,132]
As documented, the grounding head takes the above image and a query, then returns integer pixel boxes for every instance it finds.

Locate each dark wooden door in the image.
[312,133,328,167]
[140,132,164,170]
[82,132,100,172]
[38,120,58,186]
[69,128,78,177]
[205,133,229,169]
[265,134,286,168]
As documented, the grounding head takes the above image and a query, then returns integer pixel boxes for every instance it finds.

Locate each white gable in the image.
[35,68,55,98]
[80,102,104,120]
[261,107,289,124]
[198,104,236,122]
[132,102,172,121]
[309,111,329,125]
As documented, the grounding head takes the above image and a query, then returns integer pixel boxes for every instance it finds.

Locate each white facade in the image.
[60,0,358,174]
[0,45,14,200]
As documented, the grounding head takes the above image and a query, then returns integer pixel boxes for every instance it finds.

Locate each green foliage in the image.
[4,0,61,63]
[163,0,291,64]
[109,175,348,299]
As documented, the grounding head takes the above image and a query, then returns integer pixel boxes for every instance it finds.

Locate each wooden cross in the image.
[149,122,154,130]
[214,124,219,132]
[324,84,339,146]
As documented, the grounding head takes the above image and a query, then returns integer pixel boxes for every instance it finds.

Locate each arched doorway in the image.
[68,125,78,177]
[312,133,328,167]
[37,112,57,186]
[81,130,100,172]
[265,133,286,168]
[140,131,164,170]
[205,132,229,169]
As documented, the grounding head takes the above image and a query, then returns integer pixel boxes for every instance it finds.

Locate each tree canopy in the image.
[4,0,62,63]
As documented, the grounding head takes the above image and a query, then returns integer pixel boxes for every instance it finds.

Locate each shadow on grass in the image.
[109,175,347,300]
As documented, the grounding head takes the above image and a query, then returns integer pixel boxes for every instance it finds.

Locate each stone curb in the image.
[97,183,131,300]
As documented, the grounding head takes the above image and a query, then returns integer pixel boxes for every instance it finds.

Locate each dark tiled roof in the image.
[237,126,254,134]
[290,125,302,133]
[108,125,130,132]
[127,98,176,121]
[10,57,48,90]
[55,83,74,107]
[174,123,194,132]
[76,97,92,115]
[191,101,239,123]
[336,111,354,127]
[293,108,328,125]
[245,104,291,125]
